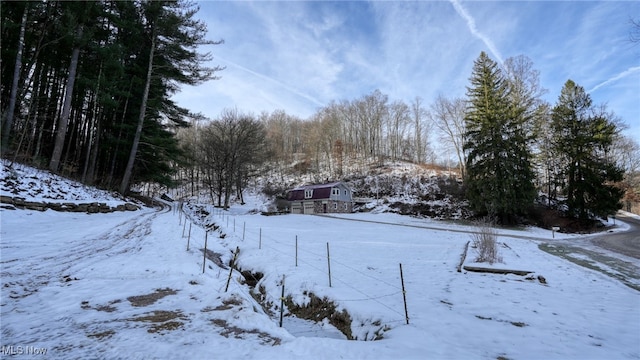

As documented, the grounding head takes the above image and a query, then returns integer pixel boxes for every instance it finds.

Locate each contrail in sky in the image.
[588,66,640,93]
[216,56,324,107]
[449,0,504,65]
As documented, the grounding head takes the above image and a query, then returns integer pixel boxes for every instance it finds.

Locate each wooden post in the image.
[327,242,332,287]
[243,222,245,241]
[259,228,262,249]
[279,275,286,327]
[399,263,409,325]
[186,223,192,251]
[295,235,298,267]
[457,241,470,272]
[233,218,236,232]
[202,231,208,274]
[225,247,240,292]
[182,220,187,238]
[224,266,233,292]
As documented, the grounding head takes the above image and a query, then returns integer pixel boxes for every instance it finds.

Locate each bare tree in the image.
[387,100,410,161]
[431,95,467,177]
[630,18,640,43]
[197,109,266,208]
[611,134,640,212]
[411,97,429,164]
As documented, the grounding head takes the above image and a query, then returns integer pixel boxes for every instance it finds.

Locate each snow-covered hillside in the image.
[1,161,639,359]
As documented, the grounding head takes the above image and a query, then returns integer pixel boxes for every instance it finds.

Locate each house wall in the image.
[313,200,353,214]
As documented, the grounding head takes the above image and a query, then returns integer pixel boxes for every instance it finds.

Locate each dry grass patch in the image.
[130,310,187,334]
[210,318,281,345]
[87,330,115,340]
[81,299,122,312]
[127,288,177,307]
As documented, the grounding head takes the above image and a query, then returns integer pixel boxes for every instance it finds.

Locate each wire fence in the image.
[177,202,412,334]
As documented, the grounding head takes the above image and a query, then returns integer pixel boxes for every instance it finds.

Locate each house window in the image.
[304,189,313,199]
[344,190,348,196]
[344,203,348,210]
[333,203,338,210]
[332,188,339,196]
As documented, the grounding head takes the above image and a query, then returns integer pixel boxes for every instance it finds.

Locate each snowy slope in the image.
[1,163,639,359]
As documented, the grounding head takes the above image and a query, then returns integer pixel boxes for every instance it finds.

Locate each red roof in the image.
[287,182,342,201]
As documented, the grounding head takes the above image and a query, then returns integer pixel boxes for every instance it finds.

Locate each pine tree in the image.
[551,80,624,221]
[463,52,537,224]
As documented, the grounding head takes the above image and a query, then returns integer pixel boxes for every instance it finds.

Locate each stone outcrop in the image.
[0,195,139,213]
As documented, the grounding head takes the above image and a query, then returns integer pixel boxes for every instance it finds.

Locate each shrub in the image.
[471,219,502,264]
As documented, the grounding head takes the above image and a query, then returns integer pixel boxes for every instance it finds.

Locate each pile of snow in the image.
[1,159,126,206]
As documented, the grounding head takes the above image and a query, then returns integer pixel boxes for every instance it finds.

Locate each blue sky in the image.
[173,0,640,142]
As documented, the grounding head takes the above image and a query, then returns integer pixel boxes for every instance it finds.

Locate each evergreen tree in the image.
[1,0,221,193]
[550,80,624,221]
[463,52,537,224]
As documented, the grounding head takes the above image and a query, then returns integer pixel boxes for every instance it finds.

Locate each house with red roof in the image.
[287,182,353,214]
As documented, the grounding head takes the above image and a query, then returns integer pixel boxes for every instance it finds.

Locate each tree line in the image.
[2,2,638,222]
[1,0,221,193]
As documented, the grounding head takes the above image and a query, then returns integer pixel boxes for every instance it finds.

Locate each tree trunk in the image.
[2,5,28,154]
[119,29,156,195]
[82,64,102,184]
[49,26,83,172]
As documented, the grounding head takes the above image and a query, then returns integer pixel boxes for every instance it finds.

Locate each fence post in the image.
[186,223,192,251]
[182,220,187,238]
[259,228,262,249]
[279,275,286,327]
[202,231,208,274]
[295,235,298,267]
[399,263,409,325]
[225,247,240,292]
[327,242,332,287]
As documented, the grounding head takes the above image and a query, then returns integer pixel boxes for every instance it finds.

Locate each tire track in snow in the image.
[1,206,171,352]
[1,206,167,300]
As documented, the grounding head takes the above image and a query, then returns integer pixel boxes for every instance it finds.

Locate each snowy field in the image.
[1,162,639,359]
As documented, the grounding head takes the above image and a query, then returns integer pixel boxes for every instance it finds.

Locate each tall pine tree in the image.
[464,52,536,224]
[551,80,624,222]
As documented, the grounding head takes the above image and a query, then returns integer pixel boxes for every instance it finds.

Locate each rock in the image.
[537,275,547,284]
[124,203,139,211]
[0,195,15,204]
[47,203,63,211]
[24,201,46,211]
[12,197,25,206]
[72,204,89,212]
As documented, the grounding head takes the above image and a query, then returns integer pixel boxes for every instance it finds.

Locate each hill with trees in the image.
[2,2,638,229]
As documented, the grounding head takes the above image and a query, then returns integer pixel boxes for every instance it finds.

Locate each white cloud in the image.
[449,0,504,65]
[217,56,324,107]
[588,66,640,93]
[173,1,639,142]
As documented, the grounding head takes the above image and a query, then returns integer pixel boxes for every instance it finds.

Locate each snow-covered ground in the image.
[1,162,639,359]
